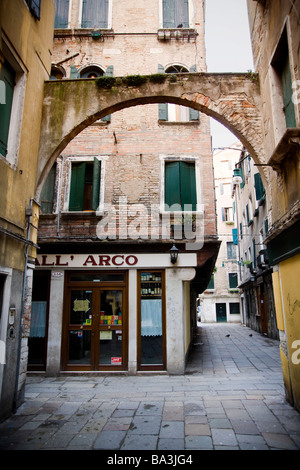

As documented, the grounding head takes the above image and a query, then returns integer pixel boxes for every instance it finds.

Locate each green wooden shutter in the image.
[165,161,180,210]
[82,0,108,28]
[246,204,250,224]
[55,0,69,28]
[70,65,78,78]
[180,161,196,210]
[40,166,56,214]
[92,158,101,210]
[240,165,245,188]
[69,162,86,211]
[163,0,175,28]
[0,60,15,157]
[281,54,296,127]
[254,172,265,200]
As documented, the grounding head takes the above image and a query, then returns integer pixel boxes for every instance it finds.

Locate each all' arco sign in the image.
[36,254,138,267]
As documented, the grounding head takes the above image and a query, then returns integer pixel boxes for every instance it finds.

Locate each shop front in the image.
[29,252,197,375]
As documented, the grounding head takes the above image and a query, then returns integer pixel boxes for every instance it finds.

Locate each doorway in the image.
[216,303,227,322]
[62,272,127,371]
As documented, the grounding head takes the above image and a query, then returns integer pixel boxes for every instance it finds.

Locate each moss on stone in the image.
[96,73,171,90]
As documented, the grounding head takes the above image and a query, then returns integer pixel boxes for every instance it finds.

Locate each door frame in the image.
[61,270,128,371]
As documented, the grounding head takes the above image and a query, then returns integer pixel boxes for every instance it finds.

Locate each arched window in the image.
[50,65,66,80]
[79,66,105,79]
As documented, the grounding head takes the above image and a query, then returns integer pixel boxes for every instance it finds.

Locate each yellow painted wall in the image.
[0,0,55,270]
[273,254,300,411]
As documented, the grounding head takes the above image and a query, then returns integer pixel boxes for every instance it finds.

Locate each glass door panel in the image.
[99,289,123,366]
[138,271,165,369]
[68,330,91,364]
[63,275,127,371]
[67,290,93,366]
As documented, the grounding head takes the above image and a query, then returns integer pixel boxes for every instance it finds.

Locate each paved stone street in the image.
[0,323,299,451]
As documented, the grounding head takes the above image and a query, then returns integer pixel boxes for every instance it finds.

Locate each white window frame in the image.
[63,155,107,214]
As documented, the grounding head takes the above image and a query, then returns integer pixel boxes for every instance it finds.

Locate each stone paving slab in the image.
[0,324,299,451]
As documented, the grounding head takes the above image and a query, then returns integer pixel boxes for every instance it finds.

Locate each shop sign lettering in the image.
[36,254,138,267]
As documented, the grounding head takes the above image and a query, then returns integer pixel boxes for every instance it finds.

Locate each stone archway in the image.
[36,72,264,198]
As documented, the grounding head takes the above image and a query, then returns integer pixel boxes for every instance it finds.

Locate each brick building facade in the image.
[30,0,219,375]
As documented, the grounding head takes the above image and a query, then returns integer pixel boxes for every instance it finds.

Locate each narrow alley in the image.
[0,323,299,451]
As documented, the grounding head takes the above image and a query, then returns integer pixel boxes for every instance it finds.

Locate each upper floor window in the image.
[79,65,104,78]
[164,160,196,211]
[228,273,238,289]
[40,164,57,214]
[272,26,296,129]
[227,242,236,260]
[81,0,109,28]
[0,45,26,165]
[54,0,69,28]
[50,65,66,80]
[69,158,101,211]
[163,0,189,28]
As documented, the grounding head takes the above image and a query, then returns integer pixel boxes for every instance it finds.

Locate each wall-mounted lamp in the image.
[232,168,243,185]
[170,244,179,264]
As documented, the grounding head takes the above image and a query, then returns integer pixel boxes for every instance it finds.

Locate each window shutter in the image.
[55,0,69,28]
[92,158,101,210]
[82,0,108,28]
[40,165,56,214]
[207,275,214,289]
[221,207,225,221]
[232,228,238,246]
[175,0,189,28]
[165,161,180,209]
[246,204,250,224]
[163,0,175,28]
[229,273,238,289]
[97,0,109,28]
[157,65,168,120]
[189,65,199,121]
[240,165,245,188]
[70,66,78,78]
[101,65,114,122]
[180,161,196,210]
[281,55,296,127]
[254,172,265,200]
[69,162,86,211]
[252,239,256,268]
[158,59,168,117]
[81,0,90,28]
[0,60,15,157]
